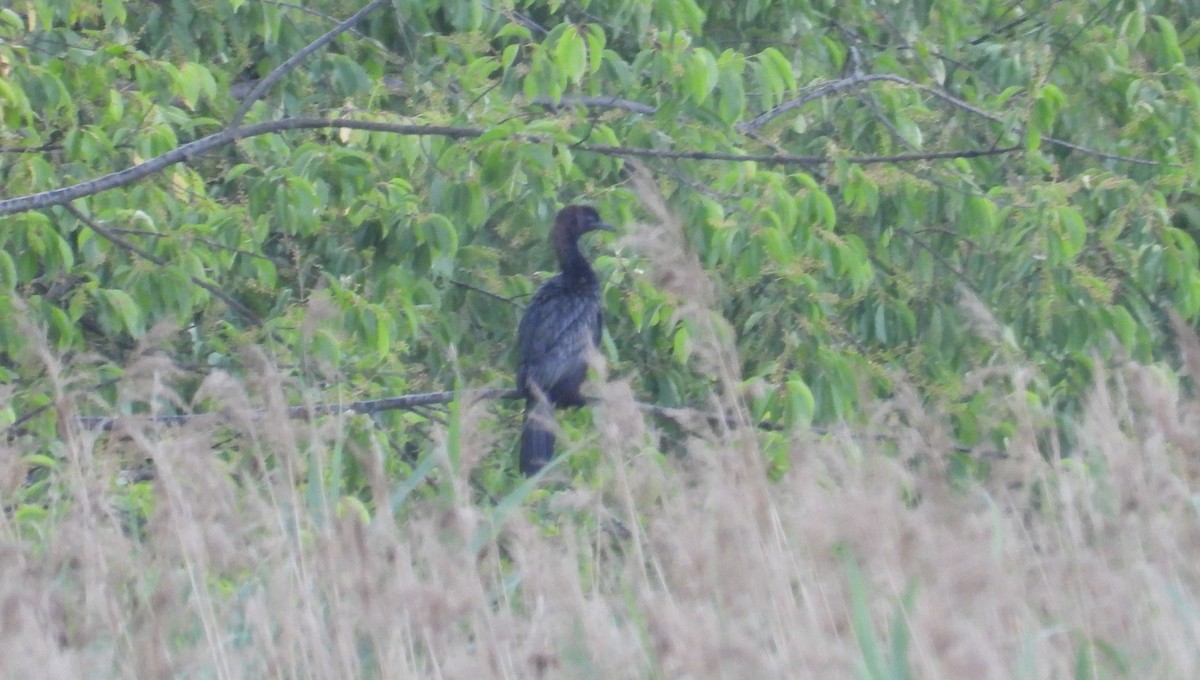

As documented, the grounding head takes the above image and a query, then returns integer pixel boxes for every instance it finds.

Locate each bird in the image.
[515,205,614,475]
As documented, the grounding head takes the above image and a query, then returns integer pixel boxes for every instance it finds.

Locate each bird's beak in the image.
[596,222,615,232]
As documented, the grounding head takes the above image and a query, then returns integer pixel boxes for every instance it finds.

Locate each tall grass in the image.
[4,345,1199,678]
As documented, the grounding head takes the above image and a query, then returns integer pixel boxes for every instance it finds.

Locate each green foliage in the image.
[846,571,915,680]
[0,0,1198,489]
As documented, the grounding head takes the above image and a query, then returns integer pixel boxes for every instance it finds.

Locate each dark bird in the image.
[516,205,613,475]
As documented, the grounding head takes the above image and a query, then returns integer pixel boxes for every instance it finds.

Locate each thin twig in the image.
[74,388,521,431]
[738,72,1170,167]
[480,0,547,35]
[104,227,283,264]
[530,95,657,115]
[0,142,64,154]
[450,279,523,308]
[969,13,1038,45]
[259,0,391,54]
[579,143,1022,165]
[64,204,263,325]
[738,73,909,133]
[229,0,389,128]
[0,119,477,216]
[70,385,792,437]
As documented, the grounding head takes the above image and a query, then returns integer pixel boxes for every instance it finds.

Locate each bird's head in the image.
[554,204,614,243]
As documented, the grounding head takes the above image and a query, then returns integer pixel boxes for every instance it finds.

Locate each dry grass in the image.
[3,185,1199,679]
[3,348,1199,679]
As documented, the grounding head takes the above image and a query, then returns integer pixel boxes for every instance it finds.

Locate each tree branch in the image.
[102,227,282,264]
[1,90,1164,218]
[530,95,657,115]
[450,279,524,308]
[258,0,390,53]
[71,386,783,438]
[75,388,521,431]
[229,0,390,129]
[579,142,1022,165]
[738,73,905,133]
[738,72,1171,166]
[0,119,479,216]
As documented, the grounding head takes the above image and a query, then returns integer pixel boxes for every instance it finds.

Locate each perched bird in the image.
[515,205,613,474]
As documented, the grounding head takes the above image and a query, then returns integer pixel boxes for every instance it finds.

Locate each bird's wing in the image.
[516,283,602,392]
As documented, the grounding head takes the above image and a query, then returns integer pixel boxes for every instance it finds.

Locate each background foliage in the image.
[1,0,1198,476]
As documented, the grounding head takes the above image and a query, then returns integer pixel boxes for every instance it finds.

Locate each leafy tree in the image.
[1,0,1197,486]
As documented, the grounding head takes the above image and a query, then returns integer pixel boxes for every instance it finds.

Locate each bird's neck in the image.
[556,239,597,283]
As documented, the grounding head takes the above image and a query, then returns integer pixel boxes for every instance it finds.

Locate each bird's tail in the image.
[520,400,556,475]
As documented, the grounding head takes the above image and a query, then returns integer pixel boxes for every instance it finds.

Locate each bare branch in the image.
[75,388,521,431]
[579,142,1021,165]
[738,73,908,133]
[71,385,786,438]
[0,142,64,154]
[530,95,657,115]
[229,0,390,128]
[739,72,1171,166]
[103,227,282,264]
[450,279,524,308]
[0,119,480,217]
[480,0,547,35]
[258,0,390,52]
[968,13,1038,45]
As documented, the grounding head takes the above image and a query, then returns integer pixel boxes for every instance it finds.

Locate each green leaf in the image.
[585,24,606,75]
[1120,8,1146,44]
[686,48,719,104]
[894,115,922,148]
[1024,125,1042,154]
[1039,83,1065,111]
[554,25,587,83]
[0,250,15,291]
[1032,97,1054,132]
[760,47,797,93]
[1055,205,1087,259]
[761,227,793,263]
[964,196,998,235]
[994,85,1023,107]
[496,23,532,41]
[1150,16,1185,67]
[100,289,145,339]
[364,304,392,356]
[716,52,746,123]
[672,324,691,363]
[102,0,126,24]
[501,44,521,71]
[809,188,836,229]
[0,9,22,28]
[14,504,49,523]
[786,376,815,427]
[22,454,59,470]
